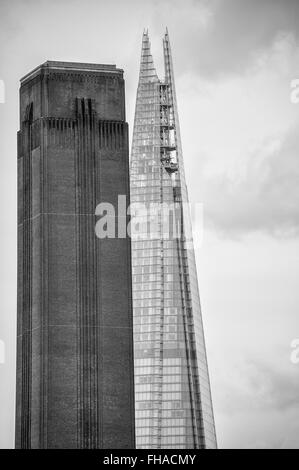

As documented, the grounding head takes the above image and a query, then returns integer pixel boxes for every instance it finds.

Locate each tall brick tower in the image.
[16,61,135,449]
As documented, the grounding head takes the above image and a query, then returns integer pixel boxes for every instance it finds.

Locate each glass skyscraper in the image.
[130,30,217,449]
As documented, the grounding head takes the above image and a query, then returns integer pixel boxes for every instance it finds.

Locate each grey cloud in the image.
[173,0,299,78]
[217,359,299,415]
[202,124,299,238]
[246,361,299,411]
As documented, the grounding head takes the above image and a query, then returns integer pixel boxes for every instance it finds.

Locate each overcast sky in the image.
[0,0,299,449]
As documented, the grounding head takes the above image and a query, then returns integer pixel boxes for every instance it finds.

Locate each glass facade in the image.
[130,30,217,449]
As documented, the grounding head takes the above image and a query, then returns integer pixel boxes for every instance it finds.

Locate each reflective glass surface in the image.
[130,31,217,449]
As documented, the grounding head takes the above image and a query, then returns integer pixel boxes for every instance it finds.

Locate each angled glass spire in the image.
[130,30,217,449]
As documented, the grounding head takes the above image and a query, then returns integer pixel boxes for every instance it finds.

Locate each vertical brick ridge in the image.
[40,105,48,449]
[75,98,99,449]
[21,103,33,448]
[98,120,125,152]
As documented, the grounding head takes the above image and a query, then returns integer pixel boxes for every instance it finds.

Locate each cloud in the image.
[204,125,299,237]
[211,356,299,448]
[214,357,299,415]
[170,0,299,78]
[177,32,299,238]
[217,407,299,449]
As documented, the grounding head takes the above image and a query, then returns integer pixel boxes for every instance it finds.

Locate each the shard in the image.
[16,61,135,448]
[130,30,217,449]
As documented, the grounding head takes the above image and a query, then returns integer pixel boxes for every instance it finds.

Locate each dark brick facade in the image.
[16,62,135,449]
